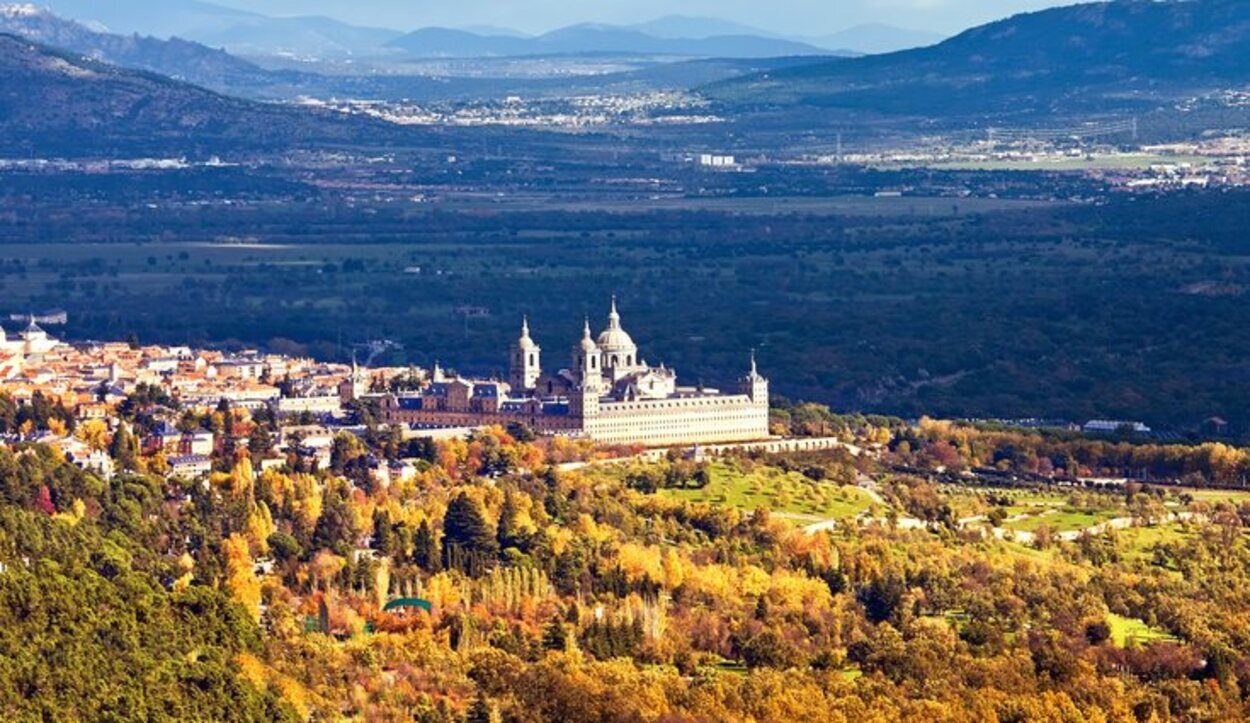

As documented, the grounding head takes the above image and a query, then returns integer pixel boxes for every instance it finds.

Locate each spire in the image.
[521,315,531,339]
[750,348,758,376]
[577,315,597,354]
[607,296,621,329]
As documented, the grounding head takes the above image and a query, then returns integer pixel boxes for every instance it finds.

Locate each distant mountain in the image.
[388,22,839,59]
[457,25,531,39]
[626,15,777,40]
[0,33,394,155]
[34,0,402,57]
[386,27,534,58]
[806,23,946,54]
[35,0,255,39]
[706,0,1250,117]
[0,4,274,90]
[181,14,402,58]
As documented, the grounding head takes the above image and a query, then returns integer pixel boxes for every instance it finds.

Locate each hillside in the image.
[0,4,276,92]
[0,33,397,155]
[705,0,1250,117]
[807,23,946,54]
[35,0,401,57]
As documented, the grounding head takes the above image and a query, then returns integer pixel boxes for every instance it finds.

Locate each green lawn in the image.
[984,539,1058,563]
[941,486,1072,520]
[1006,508,1120,534]
[1107,613,1178,648]
[1115,524,1192,562]
[657,461,877,520]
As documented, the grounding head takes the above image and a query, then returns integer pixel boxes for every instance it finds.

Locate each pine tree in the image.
[108,424,140,471]
[443,493,498,563]
[248,424,273,458]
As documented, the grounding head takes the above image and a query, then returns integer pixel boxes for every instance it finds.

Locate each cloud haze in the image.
[204,0,1072,35]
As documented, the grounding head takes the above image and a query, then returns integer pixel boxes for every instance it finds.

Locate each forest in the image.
[6,397,1250,721]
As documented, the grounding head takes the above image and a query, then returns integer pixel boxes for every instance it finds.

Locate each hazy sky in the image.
[204,0,1074,36]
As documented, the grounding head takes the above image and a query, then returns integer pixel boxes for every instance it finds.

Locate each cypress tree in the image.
[414,519,440,572]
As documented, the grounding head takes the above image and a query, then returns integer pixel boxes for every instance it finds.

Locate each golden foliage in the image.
[223,533,262,622]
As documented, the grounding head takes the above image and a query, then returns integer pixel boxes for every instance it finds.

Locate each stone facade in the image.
[379,300,770,447]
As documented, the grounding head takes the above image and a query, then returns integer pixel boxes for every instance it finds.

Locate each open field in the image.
[1108,613,1178,648]
[1005,508,1121,534]
[656,461,878,521]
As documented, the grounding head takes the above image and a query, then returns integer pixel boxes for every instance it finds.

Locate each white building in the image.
[381,299,770,447]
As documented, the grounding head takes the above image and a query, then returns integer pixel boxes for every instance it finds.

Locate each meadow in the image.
[656,460,878,523]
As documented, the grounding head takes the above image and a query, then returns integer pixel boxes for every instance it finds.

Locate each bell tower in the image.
[739,350,769,406]
[509,316,541,392]
[571,318,602,388]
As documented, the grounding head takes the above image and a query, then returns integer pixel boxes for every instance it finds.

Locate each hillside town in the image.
[0,303,772,485]
[0,317,391,481]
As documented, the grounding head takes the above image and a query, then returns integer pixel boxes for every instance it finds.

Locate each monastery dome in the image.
[596,298,637,352]
[596,326,635,350]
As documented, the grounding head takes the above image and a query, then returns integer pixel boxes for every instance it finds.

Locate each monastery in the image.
[380,300,770,446]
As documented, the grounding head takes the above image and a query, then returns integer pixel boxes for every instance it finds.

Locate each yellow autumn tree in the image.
[661,549,685,590]
[76,419,110,451]
[230,456,256,502]
[247,502,276,556]
[374,557,391,610]
[224,533,262,622]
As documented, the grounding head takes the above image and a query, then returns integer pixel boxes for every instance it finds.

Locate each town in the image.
[0,302,776,485]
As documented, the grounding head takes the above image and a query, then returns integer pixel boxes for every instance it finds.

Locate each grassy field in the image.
[942,486,1070,512]
[656,461,877,521]
[1004,508,1120,534]
[1114,524,1193,564]
[1107,613,1178,648]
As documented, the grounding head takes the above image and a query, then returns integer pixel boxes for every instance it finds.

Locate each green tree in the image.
[108,424,140,471]
[414,519,440,573]
[443,493,498,572]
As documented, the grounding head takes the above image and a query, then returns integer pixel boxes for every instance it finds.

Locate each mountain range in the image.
[23,1,929,58]
[385,23,843,59]
[0,7,836,102]
[4,0,1248,157]
[0,4,274,90]
[0,32,402,155]
[707,0,1250,117]
[34,0,402,57]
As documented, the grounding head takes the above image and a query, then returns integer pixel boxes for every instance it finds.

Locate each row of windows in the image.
[600,396,756,413]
